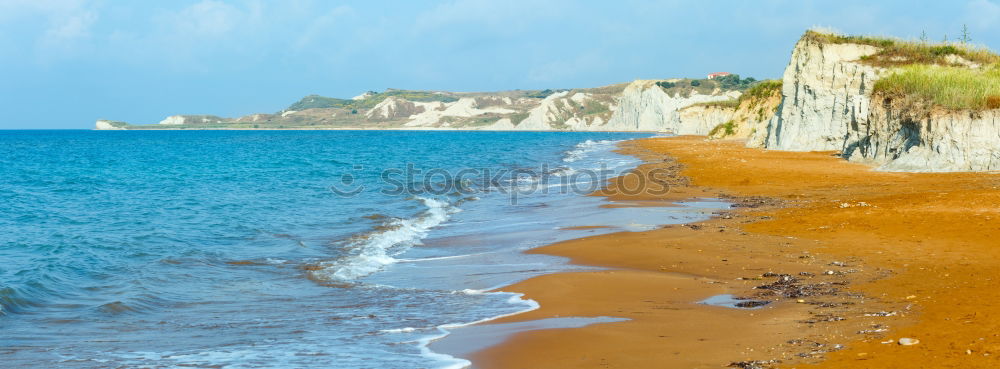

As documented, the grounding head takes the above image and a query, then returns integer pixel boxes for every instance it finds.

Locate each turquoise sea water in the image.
[0,130,719,368]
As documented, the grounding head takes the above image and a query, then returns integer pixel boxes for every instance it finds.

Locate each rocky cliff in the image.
[599,80,740,133]
[96,78,745,132]
[754,31,1000,172]
[844,99,1000,171]
[755,35,883,151]
[675,81,782,141]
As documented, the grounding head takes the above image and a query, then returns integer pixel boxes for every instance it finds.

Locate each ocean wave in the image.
[562,139,615,163]
[414,291,540,369]
[310,197,458,282]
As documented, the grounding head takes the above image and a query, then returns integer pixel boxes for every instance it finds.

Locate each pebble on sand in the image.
[898,338,920,346]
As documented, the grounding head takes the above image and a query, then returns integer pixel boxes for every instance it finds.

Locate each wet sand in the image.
[472,136,1000,368]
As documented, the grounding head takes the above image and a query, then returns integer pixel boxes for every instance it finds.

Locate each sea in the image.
[0,130,723,368]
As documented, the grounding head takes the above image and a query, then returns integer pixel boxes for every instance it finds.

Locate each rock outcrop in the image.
[484,90,614,131]
[94,120,128,130]
[756,37,883,151]
[104,79,746,132]
[753,31,1000,172]
[603,80,740,133]
[366,97,427,120]
[675,83,782,141]
[844,100,1000,171]
[159,115,225,125]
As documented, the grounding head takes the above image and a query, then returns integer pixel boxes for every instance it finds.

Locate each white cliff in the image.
[754,31,1000,171]
[845,102,1000,171]
[675,84,782,141]
[603,80,740,133]
[481,90,613,131]
[159,115,187,125]
[758,37,883,150]
[94,120,126,130]
[676,105,734,135]
[366,97,427,120]
[406,97,518,127]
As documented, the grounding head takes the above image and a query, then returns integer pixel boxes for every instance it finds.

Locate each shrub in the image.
[655,81,676,89]
[508,112,530,124]
[713,74,757,90]
[741,80,782,101]
[708,120,737,137]
[690,80,701,87]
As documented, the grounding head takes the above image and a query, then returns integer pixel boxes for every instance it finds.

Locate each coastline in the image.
[464,135,1000,368]
[92,127,666,133]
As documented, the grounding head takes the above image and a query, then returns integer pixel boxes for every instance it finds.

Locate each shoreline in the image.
[463,135,1000,368]
[90,127,668,133]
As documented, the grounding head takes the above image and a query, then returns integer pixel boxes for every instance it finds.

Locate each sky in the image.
[2,0,999,129]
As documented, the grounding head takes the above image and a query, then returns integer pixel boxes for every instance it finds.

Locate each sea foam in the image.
[311,197,458,282]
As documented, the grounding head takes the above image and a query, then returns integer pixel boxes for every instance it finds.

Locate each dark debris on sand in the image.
[728,359,781,369]
[751,273,843,299]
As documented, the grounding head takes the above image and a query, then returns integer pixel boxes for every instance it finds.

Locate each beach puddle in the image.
[429,316,628,362]
[699,294,771,309]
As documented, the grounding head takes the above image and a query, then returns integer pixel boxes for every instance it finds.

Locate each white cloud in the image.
[0,0,100,61]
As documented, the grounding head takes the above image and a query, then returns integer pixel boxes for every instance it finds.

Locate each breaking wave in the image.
[310,197,458,282]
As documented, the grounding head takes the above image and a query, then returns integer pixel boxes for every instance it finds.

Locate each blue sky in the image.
[2,0,999,129]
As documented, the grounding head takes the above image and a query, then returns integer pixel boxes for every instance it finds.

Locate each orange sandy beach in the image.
[471,136,1000,369]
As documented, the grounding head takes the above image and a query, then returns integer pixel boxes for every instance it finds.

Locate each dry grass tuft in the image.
[987,96,1000,109]
[803,30,1000,67]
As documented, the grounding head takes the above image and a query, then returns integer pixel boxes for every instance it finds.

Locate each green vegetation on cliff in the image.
[286,90,459,112]
[690,80,782,109]
[708,120,736,137]
[287,95,354,110]
[741,80,782,101]
[873,64,1000,110]
[655,74,758,98]
[808,30,1000,111]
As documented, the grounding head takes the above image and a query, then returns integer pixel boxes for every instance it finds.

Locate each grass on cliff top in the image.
[742,79,782,100]
[873,64,1000,110]
[803,30,1000,67]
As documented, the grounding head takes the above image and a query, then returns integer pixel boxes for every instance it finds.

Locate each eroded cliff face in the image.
[483,81,739,132]
[677,89,781,141]
[676,105,733,135]
[845,99,1000,171]
[94,120,127,130]
[100,79,744,132]
[602,80,740,133]
[757,38,883,150]
[755,33,1000,172]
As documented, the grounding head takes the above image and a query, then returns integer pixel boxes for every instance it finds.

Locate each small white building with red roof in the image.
[707,72,731,79]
